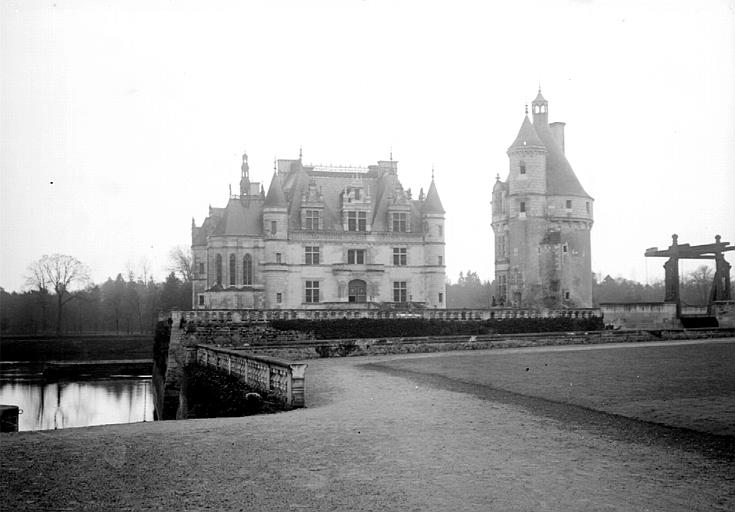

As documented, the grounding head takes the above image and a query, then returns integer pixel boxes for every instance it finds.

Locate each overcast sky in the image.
[1,0,734,292]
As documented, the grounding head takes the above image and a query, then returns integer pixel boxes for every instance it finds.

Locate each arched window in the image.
[215,254,223,285]
[229,254,236,286]
[348,279,367,303]
[243,254,252,285]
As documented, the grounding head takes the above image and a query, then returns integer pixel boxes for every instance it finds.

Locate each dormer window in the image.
[305,209,320,230]
[347,211,367,232]
[392,212,408,232]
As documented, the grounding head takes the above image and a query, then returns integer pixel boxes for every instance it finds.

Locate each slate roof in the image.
[194,158,440,238]
[507,106,591,199]
[423,180,445,214]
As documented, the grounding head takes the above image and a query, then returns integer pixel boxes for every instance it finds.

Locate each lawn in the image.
[376,339,735,437]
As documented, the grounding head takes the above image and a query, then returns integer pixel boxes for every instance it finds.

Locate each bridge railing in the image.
[192,345,307,408]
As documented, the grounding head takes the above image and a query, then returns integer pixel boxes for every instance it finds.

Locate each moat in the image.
[0,363,153,431]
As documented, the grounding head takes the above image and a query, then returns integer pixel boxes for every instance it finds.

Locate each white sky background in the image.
[1,0,734,292]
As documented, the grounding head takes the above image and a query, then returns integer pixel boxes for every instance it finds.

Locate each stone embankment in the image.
[247,327,735,360]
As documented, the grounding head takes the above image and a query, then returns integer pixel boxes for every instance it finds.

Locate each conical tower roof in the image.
[423,179,445,214]
[264,171,287,208]
[508,115,544,151]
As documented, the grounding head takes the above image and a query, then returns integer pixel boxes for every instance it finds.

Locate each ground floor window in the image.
[198,294,205,306]
[305,281,320,303]
[393,281,407,303]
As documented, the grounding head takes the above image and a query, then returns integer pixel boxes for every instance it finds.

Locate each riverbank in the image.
[0,335,153,362]
[2,339,733,511]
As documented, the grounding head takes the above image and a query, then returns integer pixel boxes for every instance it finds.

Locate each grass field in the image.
[375,339,735,437]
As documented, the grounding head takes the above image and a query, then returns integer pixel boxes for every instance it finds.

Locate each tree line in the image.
[445,265,727,309]
[1,251,192,336]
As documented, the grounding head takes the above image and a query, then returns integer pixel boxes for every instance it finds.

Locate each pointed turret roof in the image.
[423,179,445,214]
[534,89,546,103]
[264,171,287,207]
[509,115,544,150]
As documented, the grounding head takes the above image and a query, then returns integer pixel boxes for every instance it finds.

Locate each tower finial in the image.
[525,104,528,115]
[431,164,435,181]
[299,146,303,161]
[390,146,393,161]
[273,156,277,172]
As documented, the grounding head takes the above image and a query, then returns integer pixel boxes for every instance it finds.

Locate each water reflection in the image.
[0,377,153,431]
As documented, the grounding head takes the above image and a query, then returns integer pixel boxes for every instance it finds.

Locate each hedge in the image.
[268,317,604,340]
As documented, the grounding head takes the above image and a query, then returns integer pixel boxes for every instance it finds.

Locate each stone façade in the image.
[191,154,446,310]
[492,90,594,308]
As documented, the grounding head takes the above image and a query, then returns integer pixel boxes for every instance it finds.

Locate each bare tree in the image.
[26,254,89,336]
[168,246,193,282]
[685,265,714,305]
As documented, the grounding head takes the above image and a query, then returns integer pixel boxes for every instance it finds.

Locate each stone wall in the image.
[600,302,681,330]
[713,301,735,328]
[248,327,735,360]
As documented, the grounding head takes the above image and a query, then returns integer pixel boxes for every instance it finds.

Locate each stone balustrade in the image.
[178,307,601,323]
[192,345,307,408]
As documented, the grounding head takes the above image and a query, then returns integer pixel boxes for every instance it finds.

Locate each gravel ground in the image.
[2,339,734,511]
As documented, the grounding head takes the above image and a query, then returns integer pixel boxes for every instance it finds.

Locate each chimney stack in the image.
[549,122,566,154]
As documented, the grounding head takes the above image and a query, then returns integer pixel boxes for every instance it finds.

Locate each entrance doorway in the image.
[348,279,367,303]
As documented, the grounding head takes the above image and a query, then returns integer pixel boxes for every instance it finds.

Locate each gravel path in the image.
[2,341,734,511]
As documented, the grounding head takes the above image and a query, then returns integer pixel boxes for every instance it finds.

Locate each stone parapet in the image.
[194,345,307,408]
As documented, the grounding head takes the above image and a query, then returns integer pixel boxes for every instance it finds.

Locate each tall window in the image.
[565,199,572,209]
[586,202,590,214]
[348,249,365,264]
[243,254,252,285]
[347,211,367,231]
[198,262,204,275]
[393,248,407,266]
[305,246,320,265]
[215,254,223,285]
[392,212,408,232]
[393,281,407,303]
[438,255,443,266]
[519,161,526,175]
[437,225,443,236]
[270,220,277,234]
[438,292,443,303]
[519,201,526,213]
[305,281,320,303]
[276,253,282,264]
[497,274,507,301]
[305,210,320,230]
[229,254,236,285]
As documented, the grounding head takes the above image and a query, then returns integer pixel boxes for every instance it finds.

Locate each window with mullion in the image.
[392,248,407,266]
[305,246,320,265]
[393,281,407,302]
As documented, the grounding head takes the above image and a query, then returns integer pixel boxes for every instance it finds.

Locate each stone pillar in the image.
[289,363,308,408]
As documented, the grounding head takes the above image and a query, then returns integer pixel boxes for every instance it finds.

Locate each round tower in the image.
[423,176,446,308]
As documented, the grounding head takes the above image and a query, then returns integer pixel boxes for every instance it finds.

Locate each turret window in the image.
[519,201,526,213]
[586,202,590,214]
[566,200,572,209]
[519,162,526,175]
[270,220,277,234]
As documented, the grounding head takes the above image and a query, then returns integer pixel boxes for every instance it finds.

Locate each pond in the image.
[0,363,154,431]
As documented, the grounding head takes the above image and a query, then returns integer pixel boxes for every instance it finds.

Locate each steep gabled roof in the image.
[508,116,544,151]
[220,198,263,236]
[423,179,445,214]
[533,123,591,198]
[264,171,287,208]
